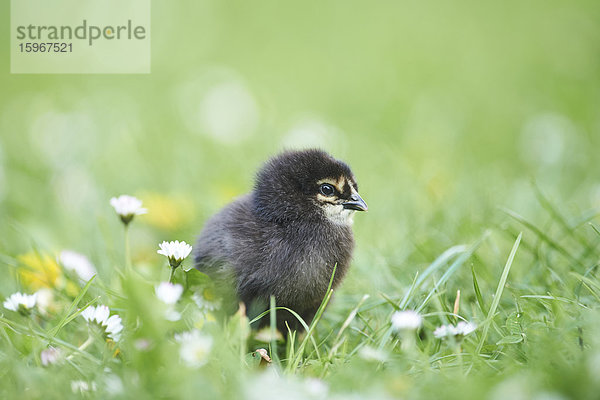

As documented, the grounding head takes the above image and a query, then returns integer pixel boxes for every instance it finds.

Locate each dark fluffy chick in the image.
[194,149,367,332]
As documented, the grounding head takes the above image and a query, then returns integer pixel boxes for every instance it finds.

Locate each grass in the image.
[475,232,521,354]
[1,0,600,398]
[1,193,599,399]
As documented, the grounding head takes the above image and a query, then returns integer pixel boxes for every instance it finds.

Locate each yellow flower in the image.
[203,287,217,302]
[17,252,79,296]
[17,252,62,291]
[205,313,216,323]
[140,192,195,231]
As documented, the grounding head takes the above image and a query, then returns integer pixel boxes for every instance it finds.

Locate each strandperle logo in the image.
[11,0,151,74]
[15,19,147,46]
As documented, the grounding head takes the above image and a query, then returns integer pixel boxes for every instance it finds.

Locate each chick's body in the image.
[195,150,367,331]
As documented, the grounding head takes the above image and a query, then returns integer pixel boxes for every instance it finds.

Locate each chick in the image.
[194,149,367,332]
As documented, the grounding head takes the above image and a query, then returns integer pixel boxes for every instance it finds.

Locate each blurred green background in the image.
[2,0,600,398]
[1,0,598,268]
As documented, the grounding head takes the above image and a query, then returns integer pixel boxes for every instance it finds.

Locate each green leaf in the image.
[245,351,263,368]
[171,268,185,287]
[496,334,524,345]
[505,311,522,335]
[185,268,212,289]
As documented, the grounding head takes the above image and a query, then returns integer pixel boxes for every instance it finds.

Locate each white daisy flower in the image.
[155,282,183,305]
[305,378,329,398]
[157,240,193,268]
[433,324,453,338]
[434,321,477,339]
[35,288,54,315]
[3,292,37,315]
[81,305,123,341]
[165,309,182,322]
[358,345,389,362]
[391,310,423,331]
[174,330,213,368]
[192,293,220,312]
[155,282,183,321]
[41,347,62,366]
[104,374,125,396]
[455,321,477,335]
[110,195,147,225]
[71,380,97,393]
[59,250,97,282]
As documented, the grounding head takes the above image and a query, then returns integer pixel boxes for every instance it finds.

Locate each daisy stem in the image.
[401,332,416,353]
[66,335,94,360]
[168,266,175,284]
[456,344,464,373]
[124,224,132,273]
[79,335,94,352]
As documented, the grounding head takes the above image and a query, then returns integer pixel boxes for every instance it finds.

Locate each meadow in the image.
[1,0,600,398]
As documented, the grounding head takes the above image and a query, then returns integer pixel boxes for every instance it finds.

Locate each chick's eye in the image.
[319,183,335,197]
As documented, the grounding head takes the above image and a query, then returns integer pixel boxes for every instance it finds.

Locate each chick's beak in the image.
[342,193,368,211]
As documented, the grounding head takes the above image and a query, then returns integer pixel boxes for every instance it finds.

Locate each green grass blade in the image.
[287,289,333,372]
[501,208,584,269]
[0,316,100,364]
[329,294,369,360]
[476,232,522,354]
[472,265,486,313]
[589,222,600,237]
[287,263,337,372]
[399,244,468,309]
[270,295,278,363]
[49,275,96,337]
[58,297,101,331]
[570,272,600,294]
[380,292,400,311]
[249,306,320,360]
[417,232,489,312]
